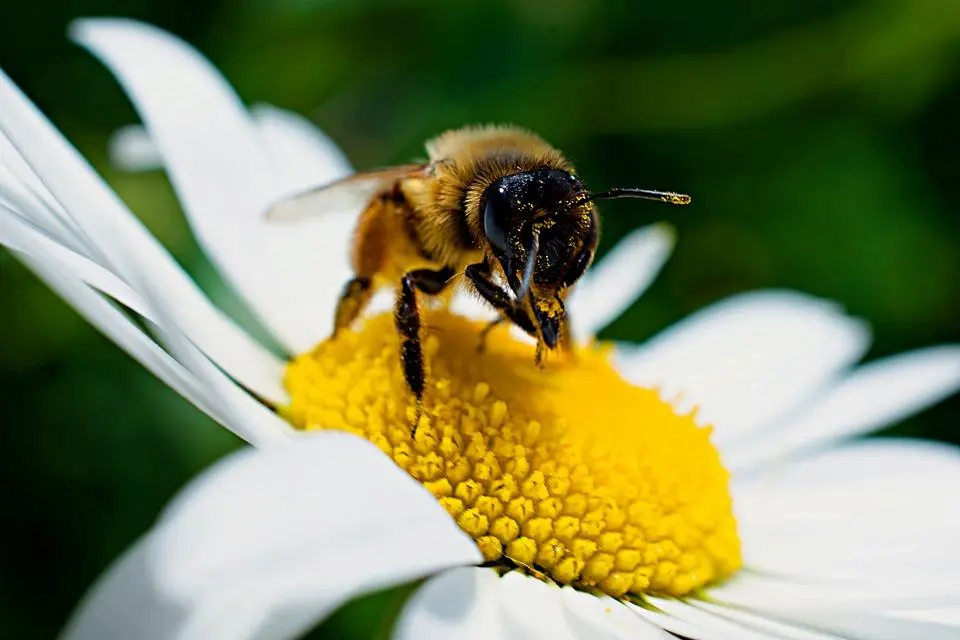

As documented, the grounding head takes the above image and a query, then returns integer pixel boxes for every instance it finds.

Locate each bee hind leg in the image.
[396,267,455,431]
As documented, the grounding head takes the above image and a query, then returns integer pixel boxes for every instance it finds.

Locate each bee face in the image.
[480,168,597,347]
[481,169,593,286]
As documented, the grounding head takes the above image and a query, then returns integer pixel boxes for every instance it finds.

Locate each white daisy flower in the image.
[3,18,960,640]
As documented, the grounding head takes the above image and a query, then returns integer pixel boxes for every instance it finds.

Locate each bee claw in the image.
[410,400,424,437]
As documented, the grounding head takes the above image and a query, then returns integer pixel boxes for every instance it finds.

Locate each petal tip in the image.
[68,17,140,43]
[651,220,677,245]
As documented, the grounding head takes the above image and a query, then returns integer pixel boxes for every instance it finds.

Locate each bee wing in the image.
[265,164,430,223]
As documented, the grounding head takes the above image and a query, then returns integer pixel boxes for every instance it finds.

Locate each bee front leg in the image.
[396,267,455,427]
[464,262,538,351]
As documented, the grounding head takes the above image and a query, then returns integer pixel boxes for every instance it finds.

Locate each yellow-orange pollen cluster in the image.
[284,310,740,598]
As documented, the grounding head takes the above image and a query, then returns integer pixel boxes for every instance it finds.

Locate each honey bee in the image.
[268,125,690,410]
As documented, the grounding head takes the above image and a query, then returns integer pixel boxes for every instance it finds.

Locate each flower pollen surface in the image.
[284,310,740,597]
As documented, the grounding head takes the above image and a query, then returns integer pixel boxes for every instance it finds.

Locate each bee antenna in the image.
[586,187,692,206]
[516,230,540,303]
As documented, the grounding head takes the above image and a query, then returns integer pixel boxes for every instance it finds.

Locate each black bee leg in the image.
[464,262,539,342]
[396,267,455,429]
[334,276,373,335]
[477,317,506,353]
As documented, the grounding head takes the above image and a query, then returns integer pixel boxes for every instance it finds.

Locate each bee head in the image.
[480,168,691,348]
[480,168,597,348]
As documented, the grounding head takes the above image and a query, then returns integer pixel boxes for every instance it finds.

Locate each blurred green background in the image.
[1,0,958,637]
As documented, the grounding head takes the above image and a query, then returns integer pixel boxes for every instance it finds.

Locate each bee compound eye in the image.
[483,194,510,252]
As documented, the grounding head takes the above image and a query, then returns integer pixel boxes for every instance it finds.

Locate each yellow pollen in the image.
[284,310,741,598]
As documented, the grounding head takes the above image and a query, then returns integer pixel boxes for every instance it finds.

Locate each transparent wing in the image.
[265,164,429,223]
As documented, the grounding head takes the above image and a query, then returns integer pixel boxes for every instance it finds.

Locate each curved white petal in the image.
[71,19,354,354]
[733,438,960,587]
[725,346,960,472]
[1,205,149,318]
[397,569,668,640]
[761,608,959,640]
[61,537,190,640]
[786,611,960,640]
[394,568,505,640]
[1,131,88,242]
[250,104,352,199]
[893,606,960,625]
[627,600,733,640]
[558,588,671,639]
[0,67,289,405]
[110,106,352,200]
[568,223,675,340]
[108,124,163,171]
[645,596,836,640]
[0,160,92,258]
[3,195,289,446]
[64,432,481,640]
[7,248,227,425]
[615,290,870,444]
[683,600,846,640]
[7,222,286,445]
[496,572,581,638]
[127,261,296,447]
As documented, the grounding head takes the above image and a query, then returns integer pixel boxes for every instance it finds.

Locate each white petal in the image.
[110,106,351,198]
[558,588,671,639]
[568,223,675,340]
[61,537,189,640]
[71,19,355,354]
[645,596,825,640]
[3,200,290,446]
[627,600,734,640]
[250,104,352,199]
[394,568,506,640]
[733,438,960,586]
[615,290,870,444]
[685,600,846,640]
[725,346,960,472]
[496,572,582,638]
[65,432,481,640]
[0,67,289,405]
[0,131,87,243]
[1,205,149,318]
[0,158,92,258]
[8,248,227,425]
[706,572,957,612]
[766,609,959,640]
[109,106,352,197]
[127,260,296,447]
[892,606,960,625]
[108,124,163,171]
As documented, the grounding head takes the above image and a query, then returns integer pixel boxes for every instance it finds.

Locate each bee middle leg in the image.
[476,316,506,353]
[396,267,456,410]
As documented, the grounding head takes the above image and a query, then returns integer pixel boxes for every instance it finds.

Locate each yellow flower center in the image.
[284,310,740,598]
